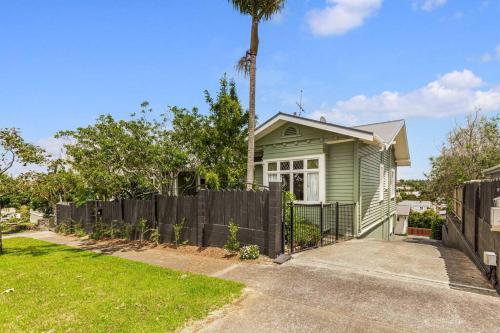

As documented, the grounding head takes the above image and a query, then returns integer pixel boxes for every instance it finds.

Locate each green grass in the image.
[0,238,244,332]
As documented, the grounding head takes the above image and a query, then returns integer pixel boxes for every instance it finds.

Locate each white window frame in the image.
[379,164,384,202]
[390,168,396,198]
[263,154,326,204]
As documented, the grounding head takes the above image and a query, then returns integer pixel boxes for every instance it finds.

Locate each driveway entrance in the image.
[291,236,495,293]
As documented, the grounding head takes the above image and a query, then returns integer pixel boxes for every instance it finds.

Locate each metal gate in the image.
[283,202,355,254]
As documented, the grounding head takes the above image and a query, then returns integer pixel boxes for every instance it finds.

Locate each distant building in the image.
[30,210,44,224]
[395,204,411,235]
[398,200,434,213]
[483,164,500,179]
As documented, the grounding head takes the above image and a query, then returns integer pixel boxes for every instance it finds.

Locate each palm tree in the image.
[229,0,286,190]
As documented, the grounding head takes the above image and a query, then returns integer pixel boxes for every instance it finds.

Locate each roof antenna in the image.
[296,89,305,117]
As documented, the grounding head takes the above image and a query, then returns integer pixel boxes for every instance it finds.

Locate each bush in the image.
[293,221,321,247]
[149,227,160,246]
[431,218,445,240]
[173,217,187,247]
[408,209,441,229]
[239,245,259,260]
[224,220,240,253]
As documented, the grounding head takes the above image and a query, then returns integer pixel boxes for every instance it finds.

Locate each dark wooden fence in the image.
[56,183,282,258]
[444,178,500,289]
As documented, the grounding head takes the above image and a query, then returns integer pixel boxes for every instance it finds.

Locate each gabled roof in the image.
[254,112,411,167]
[354,119,405,145]
[354,119,411,166]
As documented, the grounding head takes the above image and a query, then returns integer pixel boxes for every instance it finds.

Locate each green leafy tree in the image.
[172,75,248,189]
[427,112,500,200]
[0,128,46,254]
[229,0,286,189]
[57,105,188,199]
[27,160,91,215]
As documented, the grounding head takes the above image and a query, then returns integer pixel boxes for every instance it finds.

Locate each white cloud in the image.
[309,69,500,124]
[307,0,382,37]
[480,45,500,63]
[413,0,447,11]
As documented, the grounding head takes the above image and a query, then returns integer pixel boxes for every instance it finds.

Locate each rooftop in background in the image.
[483,164,500,179]
[396,204,411,216]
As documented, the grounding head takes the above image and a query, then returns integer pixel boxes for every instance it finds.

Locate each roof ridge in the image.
[272,112,373,135]
[353,118,405,128]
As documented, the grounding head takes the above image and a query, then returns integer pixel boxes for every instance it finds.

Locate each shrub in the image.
[224,220,240,253]
[239,245,259,260]
[431,218,445,240]
[137,218,148,242]
[149,227,160,246]
[173,217,187,247]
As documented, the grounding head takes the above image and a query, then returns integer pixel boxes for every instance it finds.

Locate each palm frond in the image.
[228,0,286,21]
[235,51,251,77]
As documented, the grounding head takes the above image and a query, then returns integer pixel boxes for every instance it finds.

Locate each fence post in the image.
[267,182,282,258]
[335,202,339,241]
[290,201,294,254]
[320,202,324,247]
[197,190,207,247]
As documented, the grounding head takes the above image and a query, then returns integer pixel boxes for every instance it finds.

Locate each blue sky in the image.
[1,0,499,179]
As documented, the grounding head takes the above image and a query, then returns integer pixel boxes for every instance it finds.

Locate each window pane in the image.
[307,173,319,201]
[268,174,278,183]
[280,161,290,171]
[268,162,277,171]
[281,174,290,192]
[307,159,319,169]
[293,160,304,170]
[293,173,304,201]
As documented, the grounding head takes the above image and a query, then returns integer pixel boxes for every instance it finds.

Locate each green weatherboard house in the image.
[253,113,411,240]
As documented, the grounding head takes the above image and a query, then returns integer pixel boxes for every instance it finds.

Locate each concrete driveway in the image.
[194,237,500,333]
[8,232,500,332]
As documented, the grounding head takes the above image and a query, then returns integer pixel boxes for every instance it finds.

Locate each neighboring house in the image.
[395,204,410,235]
[253,112,411,240]
[1,208,18,222]
[398,200,434,213]
[484,164,500,179]
[30,210,45,224]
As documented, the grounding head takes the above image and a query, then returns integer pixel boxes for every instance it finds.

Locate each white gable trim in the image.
[254,113,376,143]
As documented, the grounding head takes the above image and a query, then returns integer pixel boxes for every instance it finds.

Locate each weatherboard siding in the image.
[256,123,349,161]
[256,122,356,204]
[254,165,263,187]
[358,142,397,234]
[326,142,355,203]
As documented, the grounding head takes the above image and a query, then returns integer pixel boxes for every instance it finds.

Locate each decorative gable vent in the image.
[283,126,299,137]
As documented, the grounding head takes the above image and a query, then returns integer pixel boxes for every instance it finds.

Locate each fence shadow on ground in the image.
[403,237,495,296]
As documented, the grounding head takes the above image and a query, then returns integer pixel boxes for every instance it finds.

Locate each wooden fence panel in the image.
[55,183,283,257]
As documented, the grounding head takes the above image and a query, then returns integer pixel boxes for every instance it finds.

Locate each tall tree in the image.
[427,112,500,200]
[229,0,286,189]
[0,128,46,254]
[172,75,248,189]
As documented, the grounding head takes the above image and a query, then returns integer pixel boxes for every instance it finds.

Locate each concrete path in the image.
[6,232,500,333]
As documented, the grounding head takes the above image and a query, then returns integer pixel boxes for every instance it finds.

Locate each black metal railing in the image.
[284,202,355,253]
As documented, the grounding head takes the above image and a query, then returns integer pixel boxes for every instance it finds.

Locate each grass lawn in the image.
[0,238,244,332]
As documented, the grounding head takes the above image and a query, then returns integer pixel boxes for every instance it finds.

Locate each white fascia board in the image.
[254,114,375,142]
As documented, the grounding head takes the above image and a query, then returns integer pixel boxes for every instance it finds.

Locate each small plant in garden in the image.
[224,220,240,253]
[239,245,259,260]
[173,217,187,247]
[149,227,160,246]
[137,218,148,242]
[74,225,86,238]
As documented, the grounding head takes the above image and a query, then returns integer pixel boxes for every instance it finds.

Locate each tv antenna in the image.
[296,90,305,116]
